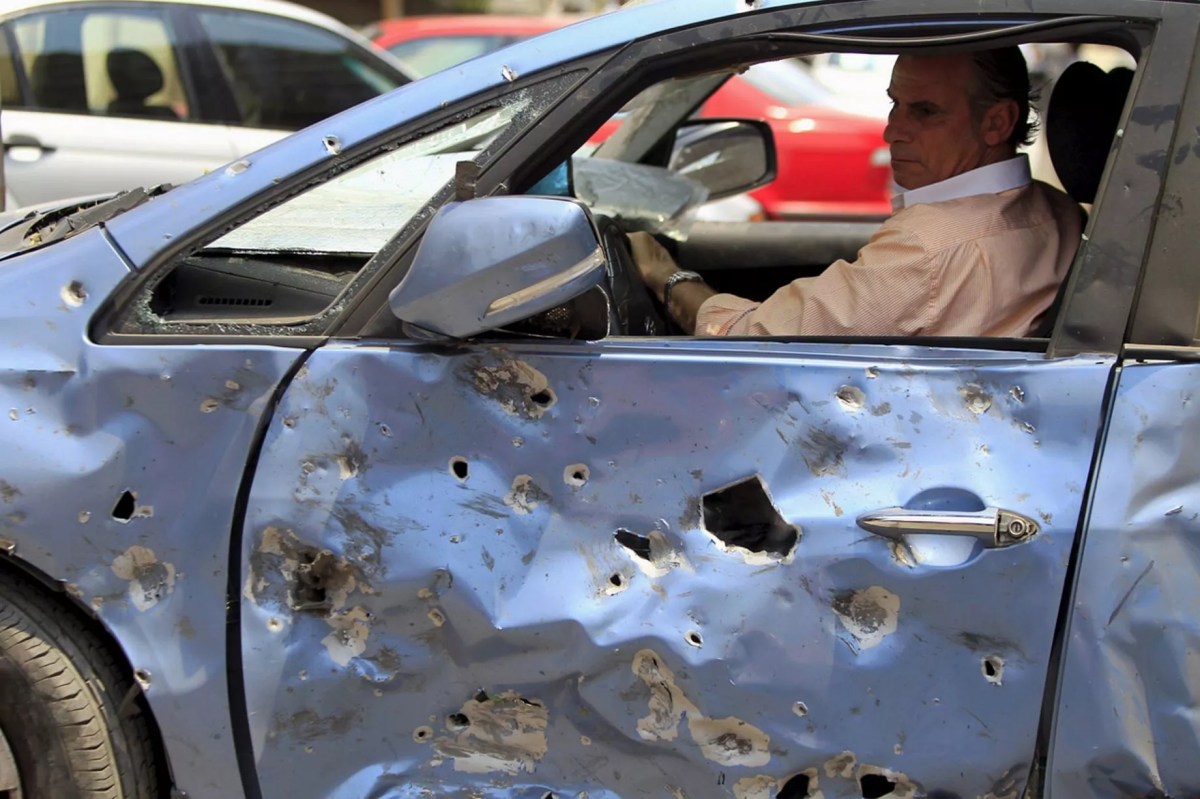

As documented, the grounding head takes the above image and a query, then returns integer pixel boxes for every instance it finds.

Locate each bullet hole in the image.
[450,457,469,481]
[447,712,470,731]
[960,384,993,415]
[225,159,250,176]
[292,549,334,612]
[614,529,652,560]
[793,701,808,717]
[267,617,283,632]
[378,423,393,437]
[530,388,555,409]
[685,630,703,648]
[836,385,866,411]
[860,773,897,798]
[564,463,589,488]
[60,281,87,307]
[323,135,342,155]
[609,573,624,588]
[779,774,812,798]
[702,476,798,558]
[112,490,136,522]
[413,726,433,743]
[133,668,152,690]
[982,655,1004,685]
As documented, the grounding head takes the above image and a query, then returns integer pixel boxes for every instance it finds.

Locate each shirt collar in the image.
[891,154,1032,212]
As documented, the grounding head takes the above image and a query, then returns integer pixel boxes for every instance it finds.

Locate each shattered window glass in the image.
[117,73,579,336]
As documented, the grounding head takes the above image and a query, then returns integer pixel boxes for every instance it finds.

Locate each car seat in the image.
[106,48,178,119]
[29,52,87,111]
[1034,59,1133,336]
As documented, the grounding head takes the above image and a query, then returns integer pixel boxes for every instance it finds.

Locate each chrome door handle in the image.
[856,507,1039,549]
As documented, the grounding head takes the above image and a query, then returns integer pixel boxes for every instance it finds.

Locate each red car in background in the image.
[368,15,892,219]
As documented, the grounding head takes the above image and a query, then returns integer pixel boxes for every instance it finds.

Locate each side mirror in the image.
[669,118,777,200]
[389,196,605,338]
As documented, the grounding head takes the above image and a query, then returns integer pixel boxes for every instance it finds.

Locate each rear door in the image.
[0,3,236,206]
[1048,10,1200,795]
[230,5,1188,798]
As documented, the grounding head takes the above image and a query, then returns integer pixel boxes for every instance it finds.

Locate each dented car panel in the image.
[240,340,1111,797]
[1049,361,1200,797]
[0,228,304,796]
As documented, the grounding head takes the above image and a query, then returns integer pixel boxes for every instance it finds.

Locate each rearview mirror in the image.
[389,196,605,339]
[669,118,776,200]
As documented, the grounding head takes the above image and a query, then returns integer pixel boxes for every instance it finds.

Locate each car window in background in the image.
[10,7,190,119]
[387,34,519,77]
[196,10,407,130]
[0,29,18,106]
[738,59,833,107]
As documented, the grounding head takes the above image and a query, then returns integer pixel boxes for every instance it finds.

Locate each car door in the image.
[227,6,1188,798]
[1047,16,1200,796]
[0,3,237,207]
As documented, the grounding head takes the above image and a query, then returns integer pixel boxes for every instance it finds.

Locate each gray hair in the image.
[969,47,1039,148]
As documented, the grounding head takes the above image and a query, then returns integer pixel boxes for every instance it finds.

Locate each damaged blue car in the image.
[2,0,1199,796]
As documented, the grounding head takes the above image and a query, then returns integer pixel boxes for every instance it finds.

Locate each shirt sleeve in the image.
[694,219,940,337]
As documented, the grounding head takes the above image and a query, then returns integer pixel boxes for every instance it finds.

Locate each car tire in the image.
[0,570,159,798]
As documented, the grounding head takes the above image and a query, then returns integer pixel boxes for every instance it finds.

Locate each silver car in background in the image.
[0,0,411,207]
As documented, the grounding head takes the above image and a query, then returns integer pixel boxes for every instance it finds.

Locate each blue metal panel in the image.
[242,339,1112,797]
[0,228,303,796]
[1050,361,1200,797]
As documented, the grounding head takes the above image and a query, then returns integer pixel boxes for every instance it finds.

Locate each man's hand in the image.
[628,231,679,303]
[627,231,717,334]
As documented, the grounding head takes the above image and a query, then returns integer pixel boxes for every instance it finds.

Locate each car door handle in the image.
[4,134,54,155]
[856,507,1039,549]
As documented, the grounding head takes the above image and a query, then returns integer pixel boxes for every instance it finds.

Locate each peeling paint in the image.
[832,587,900,651]
[632,650,770,767]
[244,526,367,613]
[320,606,371,666]
[111,545,176,612]
[470,358,556,419]
[504,474,548,514]
[688,716,770,767]
[836,385,865,411]
[733,775,777,799]
[824,750,856,779]
[432,690,548,774]
[960,383,994,415]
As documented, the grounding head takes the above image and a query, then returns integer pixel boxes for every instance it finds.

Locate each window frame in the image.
[341,3,1180,355]
[1123,18,1200,358]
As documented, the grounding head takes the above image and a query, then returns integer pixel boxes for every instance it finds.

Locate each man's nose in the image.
[883,111,907,144]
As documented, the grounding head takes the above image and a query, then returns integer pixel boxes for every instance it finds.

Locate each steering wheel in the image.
[594,215,670,336]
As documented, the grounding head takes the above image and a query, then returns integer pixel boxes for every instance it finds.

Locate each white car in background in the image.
[0,0,412,208]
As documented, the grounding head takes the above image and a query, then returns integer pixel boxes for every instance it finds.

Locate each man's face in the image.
[884,54,993,191]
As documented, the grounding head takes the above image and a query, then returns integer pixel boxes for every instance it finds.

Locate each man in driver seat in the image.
[632,47,1082,337]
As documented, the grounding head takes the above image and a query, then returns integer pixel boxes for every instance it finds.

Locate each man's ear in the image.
[981,98,1020,147]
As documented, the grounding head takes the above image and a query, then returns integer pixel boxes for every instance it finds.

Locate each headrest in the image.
[106,49,164,101]
[30,52,86,110]
[1046,61,1133,204]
